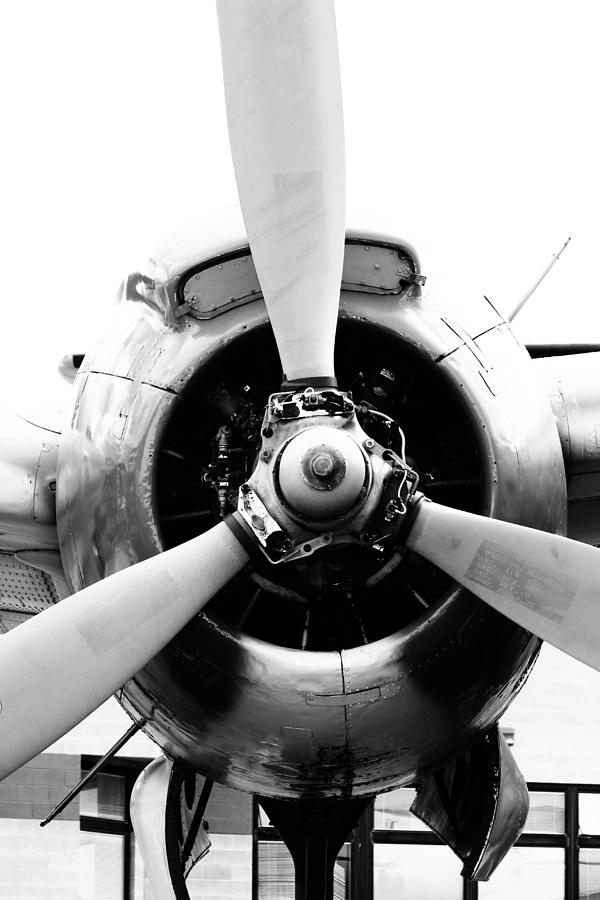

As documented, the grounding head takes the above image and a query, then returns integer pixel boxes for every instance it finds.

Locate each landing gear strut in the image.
[257,796,371,900]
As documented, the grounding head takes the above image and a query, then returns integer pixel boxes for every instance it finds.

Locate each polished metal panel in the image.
[411,726,528,880]
[57,232,566,799]
[534,351,600,474]
[59,374,179,585]
[535,352,600,545]
[179,240,420,320]
[0,408,60,552]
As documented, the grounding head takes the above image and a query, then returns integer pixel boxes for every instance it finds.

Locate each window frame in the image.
[253,782,600,900]
[253,799,370,899]
[80,755,151,900]
[79,772,600,900]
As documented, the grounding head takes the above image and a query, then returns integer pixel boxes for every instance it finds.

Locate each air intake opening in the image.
[156,320,483,651]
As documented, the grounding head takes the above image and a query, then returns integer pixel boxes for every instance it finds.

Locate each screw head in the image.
[251,514,266,532]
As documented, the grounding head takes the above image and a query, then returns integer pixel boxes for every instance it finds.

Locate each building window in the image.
[252,783,600,899]
[373,787,466,900]
[79,756,150,900]
[253,802,355,899]
[78,773,600,899]
[80,759,254,900]
[371,782,600,900]
[80,831,126,900]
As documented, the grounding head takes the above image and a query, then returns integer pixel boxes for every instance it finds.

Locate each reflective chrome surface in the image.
[535,351,600,545]
[0,407,60,553]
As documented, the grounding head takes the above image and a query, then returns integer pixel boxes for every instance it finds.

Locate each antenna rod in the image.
[508,237,571,322]
[39,720,144,827]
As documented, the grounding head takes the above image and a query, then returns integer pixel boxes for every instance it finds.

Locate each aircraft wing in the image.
[0,406,68,633]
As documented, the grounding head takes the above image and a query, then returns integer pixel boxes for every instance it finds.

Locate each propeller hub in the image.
[276,426,368,520]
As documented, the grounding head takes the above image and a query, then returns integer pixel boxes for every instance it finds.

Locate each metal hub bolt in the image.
[311,453,336,478]
[276,426,369,521]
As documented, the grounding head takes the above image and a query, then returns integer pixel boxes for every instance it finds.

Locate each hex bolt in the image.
[311,453,335,478]
[260,449,272,461]
[363,438,375,451]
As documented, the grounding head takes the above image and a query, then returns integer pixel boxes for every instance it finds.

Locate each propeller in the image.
[0,522,247,780]
[216,0,345,387]
[214,1,600,677]
[406,498,600,673]
[4,0,598,794]
[0,0,346,783]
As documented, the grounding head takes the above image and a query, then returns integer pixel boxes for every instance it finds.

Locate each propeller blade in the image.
[216,0,345,386]
[406,498,600,673]
[0,522,248,780]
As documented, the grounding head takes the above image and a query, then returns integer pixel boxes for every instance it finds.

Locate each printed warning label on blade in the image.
[465,539,579,624]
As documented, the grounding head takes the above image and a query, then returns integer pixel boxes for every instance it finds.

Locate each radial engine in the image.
[52,231,567,798]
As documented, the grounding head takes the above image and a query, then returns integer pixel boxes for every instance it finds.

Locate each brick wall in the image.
[204,783,253,835]
[0,753,79,823]
[0,753,254,899]
[0,754,81,899]
[186,833,253,900]
[183,784,253,900]
[0,818,80,900]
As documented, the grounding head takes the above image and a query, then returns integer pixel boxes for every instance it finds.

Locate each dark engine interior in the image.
[156,319,484,652]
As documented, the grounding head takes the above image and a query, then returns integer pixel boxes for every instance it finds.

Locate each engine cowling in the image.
[56,231,566,798]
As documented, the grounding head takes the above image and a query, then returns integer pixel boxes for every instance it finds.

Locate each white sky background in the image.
[1,0,599,407]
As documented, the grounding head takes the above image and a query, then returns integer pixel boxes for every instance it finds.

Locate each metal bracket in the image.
[236,484,360,564]
[237,484,292,560]
[267,387,354,423]
[358,448,419,549]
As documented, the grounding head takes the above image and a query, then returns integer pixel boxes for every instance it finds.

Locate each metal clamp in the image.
[268,388,354,424]
[360,451,420,550]
[237,484,292,560]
